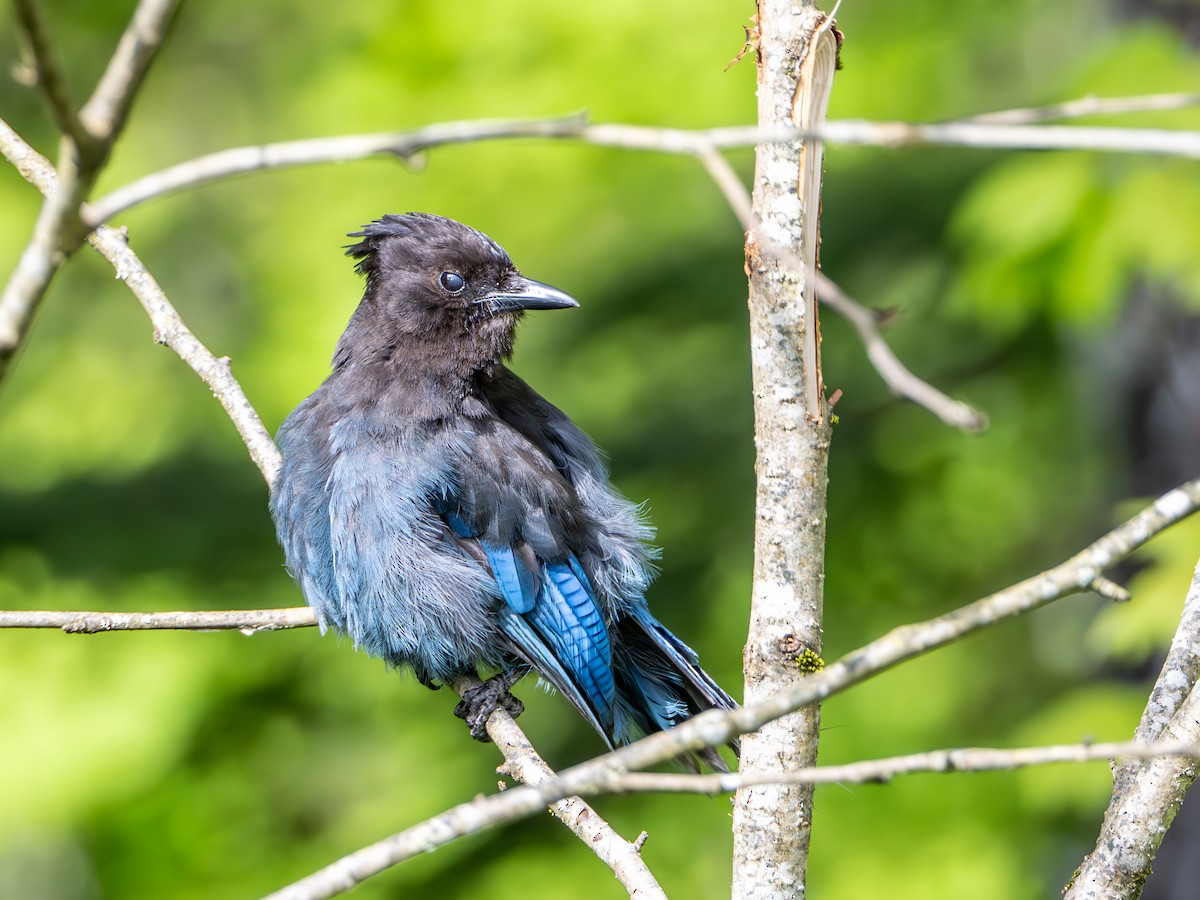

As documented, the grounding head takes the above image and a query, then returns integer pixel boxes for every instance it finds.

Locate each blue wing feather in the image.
[496,606,612,745]
[483,544,538,614]
[439,506,539,615]
[525,560,614,728]
[436,500,616,732]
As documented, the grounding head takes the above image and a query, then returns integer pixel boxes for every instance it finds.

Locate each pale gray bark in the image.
[1066,560,1200,899]
[732,4,838,898]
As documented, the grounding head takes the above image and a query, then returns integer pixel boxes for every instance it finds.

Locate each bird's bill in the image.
[476,278,580,313]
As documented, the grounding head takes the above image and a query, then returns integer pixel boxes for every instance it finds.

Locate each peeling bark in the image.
[731,3,838,898]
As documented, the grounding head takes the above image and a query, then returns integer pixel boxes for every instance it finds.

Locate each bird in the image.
[270,212,736,768]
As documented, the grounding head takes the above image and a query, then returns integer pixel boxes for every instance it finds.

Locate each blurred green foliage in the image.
[2,1,1199,897]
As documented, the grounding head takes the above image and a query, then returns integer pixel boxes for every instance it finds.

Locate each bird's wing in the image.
[483,368,659,607]
[483,367,607,480]
[438,416,619,740]
[274,393,501,681]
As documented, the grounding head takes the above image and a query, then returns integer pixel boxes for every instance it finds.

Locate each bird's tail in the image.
[612,603,739,772]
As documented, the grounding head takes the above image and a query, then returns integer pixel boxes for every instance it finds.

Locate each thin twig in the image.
[0,120,279,504]
[88,223,282,482]
[962,92,1200,125]
[0,117,58,192]
[0,119,659,900]
[78,0,181,145]
[1089,575,1131,603]
[0,146,88,376]
[88,115,592,223]
[816,273,987,429]
[0,607,316,633]
[11,0,89,149]
[821,119,1200,156]
[696,144,987,431]
[453,676,667,900]
[695,145,753,224]
[607,740,1200,793]
[0,0,180,382]
[8,477,1200,898]
[89,113,1200,225]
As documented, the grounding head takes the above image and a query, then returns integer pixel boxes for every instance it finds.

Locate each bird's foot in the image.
[454,668,528,742]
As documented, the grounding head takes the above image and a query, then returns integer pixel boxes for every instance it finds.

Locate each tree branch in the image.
[0,116,662,900]
[78,0,180,147]
[0,0,179,382]
[11,0,89,148]
[822,118,1200,156]
[815,273,987,429]
[696,144,987,431]
[0,607,316,633]
[88,109,1200,226]
[0,117,57,191]
[452,675,667,900]
[608,740,1200,793]
[1066,558,1200,898]
[961,91,1200,125]
[7,478,1200,896]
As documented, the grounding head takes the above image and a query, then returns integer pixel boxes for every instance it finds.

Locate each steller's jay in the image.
[270,213,736,768]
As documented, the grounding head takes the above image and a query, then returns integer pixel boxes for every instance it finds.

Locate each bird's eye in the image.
[439,271,466,295]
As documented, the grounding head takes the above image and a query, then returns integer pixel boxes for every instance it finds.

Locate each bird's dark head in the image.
[336,213,577,376]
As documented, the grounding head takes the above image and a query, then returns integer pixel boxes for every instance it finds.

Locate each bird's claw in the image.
[454,670,526,742]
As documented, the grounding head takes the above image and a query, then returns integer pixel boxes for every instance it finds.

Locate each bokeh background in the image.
[3,1,1200,897]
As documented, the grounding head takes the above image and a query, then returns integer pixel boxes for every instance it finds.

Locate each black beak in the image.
[475,278,580,314]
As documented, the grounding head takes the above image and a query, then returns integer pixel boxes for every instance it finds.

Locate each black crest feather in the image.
[345,212,510,278]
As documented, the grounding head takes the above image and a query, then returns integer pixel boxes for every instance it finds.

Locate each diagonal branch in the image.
[0,113,663,900]
[0,0,179,383]
[1066,558,1200,898]
[695,145,987,431]
[7,477,1200,897]
[11,0,89,148]
[815,273,987,429]
[608,740,1200,793]
[88,108,1200,226]
[89,220,282,483]
[452,675,666,900]
[962,91,1200,125]
[78,0,181,147]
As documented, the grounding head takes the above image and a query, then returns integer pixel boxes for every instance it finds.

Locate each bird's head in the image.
[336,213,578,375]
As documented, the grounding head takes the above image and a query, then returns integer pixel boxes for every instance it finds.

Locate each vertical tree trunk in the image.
[732,3,838,898]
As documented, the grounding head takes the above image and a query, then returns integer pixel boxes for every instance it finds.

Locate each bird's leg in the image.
[453,665,530,742]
